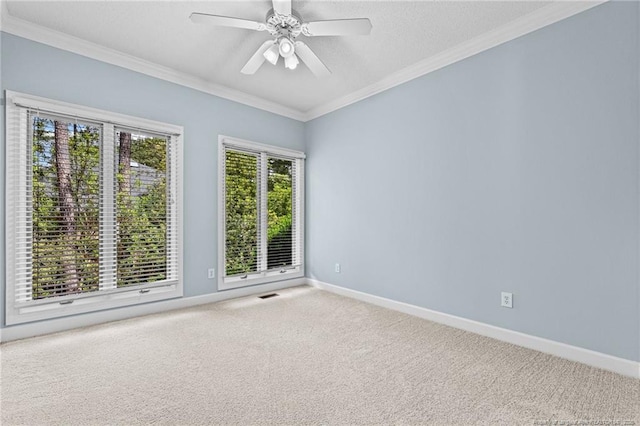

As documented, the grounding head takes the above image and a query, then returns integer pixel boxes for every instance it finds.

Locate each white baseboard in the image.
[3,276,638,380]
[307,279,640,379]
[0,278,305,343]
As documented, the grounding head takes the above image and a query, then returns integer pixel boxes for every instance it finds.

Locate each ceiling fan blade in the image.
[294,41,331,78]
[272,0,291,16]
[303,18,372,36]
[241,40,276,75]
[190,13,266,31]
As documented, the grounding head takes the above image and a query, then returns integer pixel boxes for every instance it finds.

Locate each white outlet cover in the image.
[501,292,513,308]
[335,263,341,273]
[208,268,215,279]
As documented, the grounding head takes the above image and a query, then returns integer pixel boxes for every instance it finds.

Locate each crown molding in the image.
[301,1,608,122]
[1,1,606,123]
[0,9,306,121]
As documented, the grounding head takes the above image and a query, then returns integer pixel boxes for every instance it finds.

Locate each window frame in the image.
[218,135,305,291]
[5,90,184,325]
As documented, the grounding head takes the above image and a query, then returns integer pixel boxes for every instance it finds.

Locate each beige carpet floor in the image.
[1,285,638,425]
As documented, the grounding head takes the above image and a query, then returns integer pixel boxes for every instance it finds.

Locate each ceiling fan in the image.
[190,0,372,77]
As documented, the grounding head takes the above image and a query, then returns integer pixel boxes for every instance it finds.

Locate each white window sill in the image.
[218,269,304,291]
[6,284,182,326]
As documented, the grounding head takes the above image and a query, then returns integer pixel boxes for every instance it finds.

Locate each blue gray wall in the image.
[0,31,3,330]
[0,32,305,327]
[305,2,640,362]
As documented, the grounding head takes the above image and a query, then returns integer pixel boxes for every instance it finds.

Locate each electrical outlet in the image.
[208,268,215,279]
[501,292,513,308]
[335,263,341,273]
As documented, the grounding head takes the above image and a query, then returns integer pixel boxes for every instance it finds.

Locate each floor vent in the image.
[258,293,279,300]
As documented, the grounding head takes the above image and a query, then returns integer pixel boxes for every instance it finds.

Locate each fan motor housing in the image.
[265,8,303,38]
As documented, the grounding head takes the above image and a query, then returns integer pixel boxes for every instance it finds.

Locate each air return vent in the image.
[258,293,279,300]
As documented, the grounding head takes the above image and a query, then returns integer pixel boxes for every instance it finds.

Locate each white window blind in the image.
[219,136,304,290]
[5,91,183,325]
[29,113,103,300]
[115,128,178,288]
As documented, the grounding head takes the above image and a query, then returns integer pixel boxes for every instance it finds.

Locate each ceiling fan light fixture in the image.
[284,53,299,70]
[191,0,372,77]
[278,37,295,58]
[263,44,279,65]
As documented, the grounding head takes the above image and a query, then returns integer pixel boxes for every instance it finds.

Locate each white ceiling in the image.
[4,1,590,119]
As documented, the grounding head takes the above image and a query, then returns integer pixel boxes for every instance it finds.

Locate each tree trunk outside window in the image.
[54,121,80,293]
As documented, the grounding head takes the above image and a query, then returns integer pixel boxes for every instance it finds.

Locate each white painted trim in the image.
[302,1,607,121]
[0,12,305,122]
[0,278,306,343]
[1,1,605,123]
[307,279,640,379]
[219,134,306,159]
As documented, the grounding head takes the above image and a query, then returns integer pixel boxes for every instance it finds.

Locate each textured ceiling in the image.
[6,1,551,113]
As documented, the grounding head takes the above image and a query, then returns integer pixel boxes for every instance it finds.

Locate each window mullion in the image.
[100,124,117,290]
[258,152,268,273]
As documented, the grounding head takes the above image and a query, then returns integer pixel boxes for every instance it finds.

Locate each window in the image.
[218,136,304,290]
[5,91,183,325]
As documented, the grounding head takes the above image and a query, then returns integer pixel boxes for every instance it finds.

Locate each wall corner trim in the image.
[307,279,640,379]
